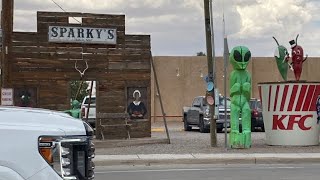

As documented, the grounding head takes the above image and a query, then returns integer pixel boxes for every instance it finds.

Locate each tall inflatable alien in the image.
[272,37,291,81]
[229,46,252,149]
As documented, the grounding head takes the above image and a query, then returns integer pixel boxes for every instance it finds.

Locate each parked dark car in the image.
[250,98,264,131]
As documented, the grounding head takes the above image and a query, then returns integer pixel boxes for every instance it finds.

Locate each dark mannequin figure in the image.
[19,90,31,107]
[127,90,147,119]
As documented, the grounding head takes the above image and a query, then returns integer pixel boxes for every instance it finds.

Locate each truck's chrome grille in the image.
[60,136,95,180]
[219,114,230,119]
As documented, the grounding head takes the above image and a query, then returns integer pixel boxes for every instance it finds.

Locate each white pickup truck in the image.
[0,106,95,180]
[81,96,96,127]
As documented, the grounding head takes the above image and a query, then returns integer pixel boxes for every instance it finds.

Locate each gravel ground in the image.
[96,122,320,155]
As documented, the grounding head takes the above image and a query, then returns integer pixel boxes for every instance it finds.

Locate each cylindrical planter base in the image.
[258,82,320,146]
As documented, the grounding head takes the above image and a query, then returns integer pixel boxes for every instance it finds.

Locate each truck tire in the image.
[261,124,265,132]
[184,115,192,131]
[199,116,209,133]
[251,118,256,132]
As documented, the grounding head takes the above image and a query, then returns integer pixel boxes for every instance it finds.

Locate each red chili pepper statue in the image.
[289,34,308,81]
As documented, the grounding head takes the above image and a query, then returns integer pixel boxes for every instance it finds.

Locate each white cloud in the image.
[6,0,320,56]
[234,0,312,39]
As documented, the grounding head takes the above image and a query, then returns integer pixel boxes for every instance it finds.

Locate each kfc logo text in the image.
[272,115,313,130]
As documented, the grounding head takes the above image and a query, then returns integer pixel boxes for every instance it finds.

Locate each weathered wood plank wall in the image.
[7,11,151,139]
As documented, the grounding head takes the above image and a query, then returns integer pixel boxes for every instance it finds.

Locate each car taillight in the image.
[81,107,85,118]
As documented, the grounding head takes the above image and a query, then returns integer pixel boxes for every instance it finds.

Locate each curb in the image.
[151,128,165,132]
[94,153,320,166]
[151,128,183,132]
[94,138,169,148]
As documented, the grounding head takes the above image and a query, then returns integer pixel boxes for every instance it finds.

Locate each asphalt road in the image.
[95,164,320,180]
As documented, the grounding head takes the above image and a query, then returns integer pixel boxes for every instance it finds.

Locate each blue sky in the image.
[7,0,320,56]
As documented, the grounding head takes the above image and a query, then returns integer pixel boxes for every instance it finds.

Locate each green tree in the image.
[70,81,89,102]
[197,51,206,56]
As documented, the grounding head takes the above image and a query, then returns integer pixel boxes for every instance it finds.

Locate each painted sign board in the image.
[1,88,14,106]
[48,26,117,44]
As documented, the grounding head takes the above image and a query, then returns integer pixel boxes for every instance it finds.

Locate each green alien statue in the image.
[64,100,81,119]
[229,46,252,149]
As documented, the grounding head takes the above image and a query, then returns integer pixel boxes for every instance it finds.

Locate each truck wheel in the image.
[251,119,256,132]
[199,116,209,133]
[184,115,192,131]
[261,124,265,132]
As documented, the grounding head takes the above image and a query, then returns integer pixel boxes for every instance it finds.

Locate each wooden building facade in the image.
[1,9,152,139]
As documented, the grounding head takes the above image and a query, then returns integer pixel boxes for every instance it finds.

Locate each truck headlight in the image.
[205,107,210,117]
[39,136,95,180]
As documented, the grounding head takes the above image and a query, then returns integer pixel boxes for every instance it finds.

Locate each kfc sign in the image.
[273,115,313,130]
[259,83,320,146]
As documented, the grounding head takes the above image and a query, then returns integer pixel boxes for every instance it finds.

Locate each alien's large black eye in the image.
[244,51,251,62]
[234,50,242,62]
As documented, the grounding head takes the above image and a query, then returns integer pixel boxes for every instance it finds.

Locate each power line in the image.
[50,0,66,12]
[49,0,88,79]
[49,0,82,24]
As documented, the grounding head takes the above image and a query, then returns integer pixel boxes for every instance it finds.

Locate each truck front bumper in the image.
[203,118,230,129]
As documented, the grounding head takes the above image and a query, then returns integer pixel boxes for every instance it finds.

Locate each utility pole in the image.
[1,0,14,88]
[209,0,216,85]
[203,0,217,147]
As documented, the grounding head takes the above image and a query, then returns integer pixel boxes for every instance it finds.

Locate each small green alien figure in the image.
[229,46,252,149]
[64,100,81,119]
[273,37,291,81]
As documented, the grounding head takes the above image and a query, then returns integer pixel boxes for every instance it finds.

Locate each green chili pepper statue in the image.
[272,37,292,81]
[229,46,252,149]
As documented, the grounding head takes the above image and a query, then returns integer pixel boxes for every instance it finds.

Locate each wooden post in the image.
[85,81,94,122]
[204,0,217,147]
[1,0,14,88]
[150,56,171,144]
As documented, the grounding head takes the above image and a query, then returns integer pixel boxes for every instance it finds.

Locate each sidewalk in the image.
[94,153,320,166]
[94,122,320,166]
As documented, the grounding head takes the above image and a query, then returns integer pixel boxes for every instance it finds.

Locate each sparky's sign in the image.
[48,26,117,44]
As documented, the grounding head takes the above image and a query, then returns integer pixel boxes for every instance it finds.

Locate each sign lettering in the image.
[1,88,14,106]
[48,26,117,44]
[272,115,313,130]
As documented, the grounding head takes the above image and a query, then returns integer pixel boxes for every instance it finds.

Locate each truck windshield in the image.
[219,98,231,107]
[257,101,262,109]
[250,100,262,109]
[203,96,231,107]
[84,97,96,105]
